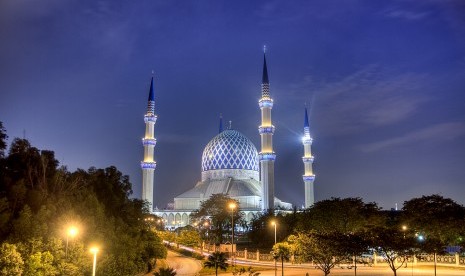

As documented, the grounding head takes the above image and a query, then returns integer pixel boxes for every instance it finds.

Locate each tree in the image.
[0,198,11,239]
[154,267,177,276]
[190,194,241,244]
[291,231,348,276]
[0,243,24,276]
[176,229,201,248]
[402,194,465,246]
[248,211,292,249]
[157,230,176,243]
[0,137,168,275]
[339,232,370,276]
[369,226,415,276]
[24,251,57,276]
[296,197,382,233]
[272,242,291,276]
[0,122,7,158]
[203,251,228,276]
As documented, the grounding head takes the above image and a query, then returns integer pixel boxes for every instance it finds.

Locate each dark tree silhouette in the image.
[204,251,228,276]
[190,194,241,244]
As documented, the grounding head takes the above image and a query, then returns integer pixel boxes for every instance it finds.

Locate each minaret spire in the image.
[258,49,276,211]
[262,54,269,85]
[147,77,155,113]
[302,106,315,208]
[219,114,223,133]
[141,75,158,212]
[304,106,310,135]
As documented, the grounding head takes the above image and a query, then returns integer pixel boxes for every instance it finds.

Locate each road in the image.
[253,265,464,276]
[163,250,203,276]
[159,247,464,276]
[159,252,464,276]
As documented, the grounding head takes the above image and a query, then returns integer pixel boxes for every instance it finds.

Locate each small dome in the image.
[202,130,259,172]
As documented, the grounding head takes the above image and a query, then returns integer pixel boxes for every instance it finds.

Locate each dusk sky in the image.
[1,0,464,210]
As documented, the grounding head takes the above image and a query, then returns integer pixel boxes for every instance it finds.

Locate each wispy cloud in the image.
[309,65,431,136]
[362,122,465,152]
[77,1,137,61]
[384,9,430,20]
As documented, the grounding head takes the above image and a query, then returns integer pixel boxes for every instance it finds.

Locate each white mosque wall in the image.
[201,169,259,182]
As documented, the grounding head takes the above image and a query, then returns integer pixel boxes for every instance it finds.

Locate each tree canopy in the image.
[0,124,166,275]
[402,194,465,247]
[296,197,382,233]
[190,194,242,244]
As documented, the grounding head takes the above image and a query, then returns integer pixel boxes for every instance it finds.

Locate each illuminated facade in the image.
[141,77,157,211]
[302,107,315,208]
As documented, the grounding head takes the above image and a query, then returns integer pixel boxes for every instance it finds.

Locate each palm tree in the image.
[204,251,229,276]
[153,267,177,276]
[272,242,291,276]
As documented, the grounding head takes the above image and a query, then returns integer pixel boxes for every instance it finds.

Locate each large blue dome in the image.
[202,130,259,172]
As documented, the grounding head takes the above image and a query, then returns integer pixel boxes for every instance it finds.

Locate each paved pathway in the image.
[164,250,203,276]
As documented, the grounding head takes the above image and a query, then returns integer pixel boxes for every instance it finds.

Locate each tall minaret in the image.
[141,77,157,212]
[302,107,315,208]
[258,47,276,211]
[219,114,224,133]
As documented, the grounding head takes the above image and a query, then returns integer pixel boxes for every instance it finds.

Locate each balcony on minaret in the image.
[141,161,157,170]
[142,138,157,146]
[258,125,275,134]
[302,156,315,163]
[303,175,315,181]
[144,114,157,123]
[302,135,313,145]
[258,98,273,108]
[259,152,276,161]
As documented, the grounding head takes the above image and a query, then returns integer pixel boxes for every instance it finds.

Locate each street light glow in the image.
[66,226,79,258]
[229,202,236,210]
[68,226,78,237]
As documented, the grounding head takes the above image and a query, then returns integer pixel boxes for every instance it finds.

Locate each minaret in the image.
[141,77,157,212]
[219,114,224,133]
[302,107,315,208]
[258,47,276,211]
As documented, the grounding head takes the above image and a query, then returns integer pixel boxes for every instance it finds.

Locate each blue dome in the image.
[202,130,259,172]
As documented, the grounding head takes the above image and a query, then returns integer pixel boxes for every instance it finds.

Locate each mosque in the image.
[140,52,316,227]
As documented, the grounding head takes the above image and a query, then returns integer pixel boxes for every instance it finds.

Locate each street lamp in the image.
[90,247,99,276]
[229,202,236,265]
[271,221,277,276]
[204,221,210,240]
[401,225,407,238]
[66,226,78,258]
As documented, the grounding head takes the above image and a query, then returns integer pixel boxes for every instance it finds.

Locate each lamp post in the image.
[271,221,277,276]
[401,225,407,238]
[66,226,78,258]
[90,247,99,276]
[229,202,236,265]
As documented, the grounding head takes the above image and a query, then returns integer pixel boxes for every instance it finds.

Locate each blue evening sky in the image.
[1,0,464,209]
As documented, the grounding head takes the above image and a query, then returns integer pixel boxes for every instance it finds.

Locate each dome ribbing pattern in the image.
[202,130,259,172]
